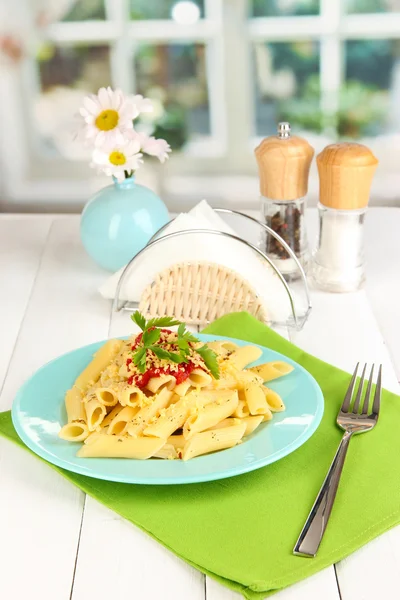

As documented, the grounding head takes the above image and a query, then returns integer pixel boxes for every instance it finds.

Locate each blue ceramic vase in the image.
[80,176,169,272]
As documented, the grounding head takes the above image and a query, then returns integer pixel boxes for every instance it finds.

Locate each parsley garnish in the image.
[130,312,220,378]
[196,344,220,379]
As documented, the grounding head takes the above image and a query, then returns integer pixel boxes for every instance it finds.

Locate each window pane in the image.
[346,0,399,14]
[35,44,112,156]
[250,0,319,17]
[343,39,399,137]
[134,44,210,142]
[130,0,204,20]
[253,41,320,136]
[61,0,106,21]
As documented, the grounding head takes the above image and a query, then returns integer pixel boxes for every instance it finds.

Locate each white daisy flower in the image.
[131,94,154,114]
[79,87,138,147]
[142,136,171,163]
[91,138,143,180]
[129,131,171,163]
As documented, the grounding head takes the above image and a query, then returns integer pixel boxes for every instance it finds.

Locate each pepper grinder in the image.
[254,122,314,280]
[310,142,378,293]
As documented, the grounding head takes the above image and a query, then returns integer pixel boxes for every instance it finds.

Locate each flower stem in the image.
[124,170,134,179]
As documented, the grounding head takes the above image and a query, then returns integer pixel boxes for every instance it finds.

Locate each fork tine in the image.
[361,364,374,414]
[352,363,367,413]
[341,363,359,413]
[372,364,382,416]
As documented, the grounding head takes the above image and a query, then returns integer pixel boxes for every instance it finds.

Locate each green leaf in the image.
[146,316,182,330]
[143,328,160,347]
[177,338,190,355]
[131,311,146,331]
[178,323,198,342]
[177,323,186,338]
[132,347,147,373]
[150,346,183,363]
[196,344,220,379]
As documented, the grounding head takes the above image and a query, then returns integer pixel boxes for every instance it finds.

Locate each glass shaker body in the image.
[260,196,309,281]
[310,203,366,292]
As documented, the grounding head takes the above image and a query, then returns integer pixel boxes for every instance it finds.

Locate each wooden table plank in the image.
[364,208,400,382]
[205,324,340,600]
[292,288,400,600]
[71,322,206,600]
[207,568,340,600]
[72,498,205,600]
[1,210,399,600]
[0,217,110,600]
[0,216,52,388]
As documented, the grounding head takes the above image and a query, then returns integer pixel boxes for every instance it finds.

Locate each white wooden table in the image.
[0,208,399,600]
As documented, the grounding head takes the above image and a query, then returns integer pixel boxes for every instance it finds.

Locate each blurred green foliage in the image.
[251,0,319,17]
[130,0,204,20]
[346,0,392,13]
[152,104,189,150]
[62,0,105,22]
[268,37,396,138]
[279,76,388,137]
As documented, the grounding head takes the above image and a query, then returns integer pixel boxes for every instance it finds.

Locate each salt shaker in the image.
[310,142,378,293]
[254,122,314,280]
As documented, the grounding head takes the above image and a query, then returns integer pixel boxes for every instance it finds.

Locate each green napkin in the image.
[1,311,400,599]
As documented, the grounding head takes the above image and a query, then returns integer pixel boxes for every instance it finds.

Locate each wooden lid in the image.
[254,123,314,200]
[317,142,379,209]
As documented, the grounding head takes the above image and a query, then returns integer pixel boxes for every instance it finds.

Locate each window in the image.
[1,0,399,209]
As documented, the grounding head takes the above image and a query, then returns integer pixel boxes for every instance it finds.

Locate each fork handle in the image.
[293,430,353,557]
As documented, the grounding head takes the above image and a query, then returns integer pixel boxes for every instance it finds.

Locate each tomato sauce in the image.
[127,329,197,389]
[127,362,196,389]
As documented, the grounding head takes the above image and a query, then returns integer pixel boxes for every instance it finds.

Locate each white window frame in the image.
[1,0,400,211]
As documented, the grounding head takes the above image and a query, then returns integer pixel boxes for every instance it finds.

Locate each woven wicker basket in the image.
[138,261,267,326]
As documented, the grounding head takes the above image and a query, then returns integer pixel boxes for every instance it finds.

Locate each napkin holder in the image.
[139,261,268,325]
[112,209,311,330]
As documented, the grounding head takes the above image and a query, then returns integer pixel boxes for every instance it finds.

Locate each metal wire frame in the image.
[112,209,312,330]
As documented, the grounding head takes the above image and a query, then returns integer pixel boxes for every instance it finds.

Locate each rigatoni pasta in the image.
[59,312,294,460]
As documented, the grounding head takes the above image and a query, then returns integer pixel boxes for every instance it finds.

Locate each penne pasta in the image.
[243,382,271,416]
[174,380,192,397]
[146,374,176,393]
[233,369,264,391]
[233,399,250,418]
[241,415,264,435]
[187,368,212,388]
[127,387,173,437]
[227,346,263,370]
[153,443,179,460]
[183,390,239,439]
[102,404,123,427]
[65,387,86,422]
[167,434,186,451]
[182,423,247,461]
[84,397,107,431]
[143,393,196,439]
[95,387,119,407]
[262,386,286,412]
[119,385,146,408]
[107,406,139,435]
[74,339,123,392]
[59,421,89,442]
[206,417,241,430]
[60,314,292,461]
[207,415,263,436]
[208,341,239,355]
[77,433,165,459]
[249,361,294,383]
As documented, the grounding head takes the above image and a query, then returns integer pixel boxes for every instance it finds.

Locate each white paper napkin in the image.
[99,200,292,323]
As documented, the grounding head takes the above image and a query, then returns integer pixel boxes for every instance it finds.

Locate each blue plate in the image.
[12,334,323,485]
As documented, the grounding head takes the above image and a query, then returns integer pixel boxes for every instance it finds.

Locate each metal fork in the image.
[293,363,382,558]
